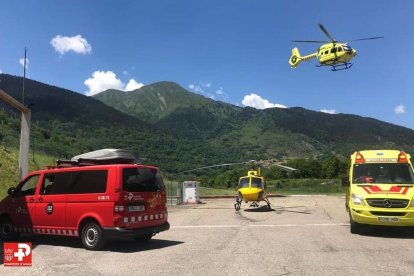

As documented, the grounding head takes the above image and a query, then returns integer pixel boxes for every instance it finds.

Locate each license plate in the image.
[128,205,145,212]
[377,217,400,222]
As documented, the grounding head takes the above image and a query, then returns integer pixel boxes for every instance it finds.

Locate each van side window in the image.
[123,168,162,192]
[41,172,71,194]
[40,170,107,194]
[41,174,56,194]
[69,170,108,194]
[17,174,40,196]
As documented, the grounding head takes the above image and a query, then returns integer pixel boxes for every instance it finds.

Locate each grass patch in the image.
[0,145,56,200]
[200,186,237,196]
[267,178,345,194]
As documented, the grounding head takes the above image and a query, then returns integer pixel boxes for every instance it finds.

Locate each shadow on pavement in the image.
[356,226,414,239]
[1,235,184,256]
[244,205,274,212]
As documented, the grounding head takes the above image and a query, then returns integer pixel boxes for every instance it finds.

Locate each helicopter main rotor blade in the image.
[271,163,298,172]
[347,36,384,42]
[180,162,247,173]
[318,23,336,42]
[292,40,329,43]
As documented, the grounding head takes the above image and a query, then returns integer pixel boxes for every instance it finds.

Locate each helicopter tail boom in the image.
[289,47,317,68]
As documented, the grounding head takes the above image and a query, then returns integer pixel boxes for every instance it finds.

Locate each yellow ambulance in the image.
[343,150,414,233]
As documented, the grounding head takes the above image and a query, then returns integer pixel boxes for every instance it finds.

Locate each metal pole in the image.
[22,47,27,105]
[170,180,172,206]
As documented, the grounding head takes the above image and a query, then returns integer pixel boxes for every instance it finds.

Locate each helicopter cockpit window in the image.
[343,45,352,52]
[239,178,250,188]
[338,47,342,52]
[331,48,337,53]
[251,177,263,188]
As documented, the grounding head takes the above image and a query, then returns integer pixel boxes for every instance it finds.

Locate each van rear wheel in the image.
[81,222,105,250]
[0,217,19,241]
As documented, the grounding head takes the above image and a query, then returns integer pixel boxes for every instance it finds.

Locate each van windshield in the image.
[123,167,164,192]
[353,163,414,184]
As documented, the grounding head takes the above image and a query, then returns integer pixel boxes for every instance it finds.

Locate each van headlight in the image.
[352,194,366,206]
[410,198,414,207]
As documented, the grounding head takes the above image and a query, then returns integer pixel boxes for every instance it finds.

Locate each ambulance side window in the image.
[18,174,40,196]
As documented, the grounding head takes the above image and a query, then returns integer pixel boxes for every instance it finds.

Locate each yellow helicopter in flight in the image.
[289,23,383,71]
[181,159,297,211]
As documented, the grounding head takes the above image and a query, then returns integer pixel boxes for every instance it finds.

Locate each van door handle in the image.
[38,197,43,202]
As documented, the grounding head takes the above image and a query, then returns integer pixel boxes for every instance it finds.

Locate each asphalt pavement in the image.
[2,195,414,275]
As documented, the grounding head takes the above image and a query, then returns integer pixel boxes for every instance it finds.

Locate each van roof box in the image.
[52,149,136,168]
[69,149,136,165]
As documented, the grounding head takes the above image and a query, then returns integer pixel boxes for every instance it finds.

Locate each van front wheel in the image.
[0,217,19,241]
[349,213,362,234]
[81,222,105,250]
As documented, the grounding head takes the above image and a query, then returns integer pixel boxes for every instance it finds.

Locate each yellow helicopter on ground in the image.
[181,159,297,211]
[289,23,383,71]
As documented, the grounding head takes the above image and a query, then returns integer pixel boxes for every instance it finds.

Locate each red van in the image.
[0,149,169,250]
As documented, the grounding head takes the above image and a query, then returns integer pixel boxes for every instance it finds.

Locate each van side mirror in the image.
[7,187,16,196]
[341,177,350,187]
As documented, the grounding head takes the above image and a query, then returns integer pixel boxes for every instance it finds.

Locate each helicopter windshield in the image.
[239,177,250,188]
[251,177,263,188]
[343,45,352,52]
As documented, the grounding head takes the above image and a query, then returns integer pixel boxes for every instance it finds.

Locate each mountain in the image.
[93,82,414,157]
[0,74,235,173]
[93,82,238,123]
[2,73,414,176]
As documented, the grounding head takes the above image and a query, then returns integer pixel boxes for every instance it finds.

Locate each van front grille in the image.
[366,198,409,208]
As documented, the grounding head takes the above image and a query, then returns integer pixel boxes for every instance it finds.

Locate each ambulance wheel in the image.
[0,217,19,241]
[349,213,362,234]
[81,222,105,250]
[134,234,153,243]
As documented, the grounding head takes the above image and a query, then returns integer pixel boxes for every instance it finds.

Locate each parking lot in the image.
[2,195,414,275]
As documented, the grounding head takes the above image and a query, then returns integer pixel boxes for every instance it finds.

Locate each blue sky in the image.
[1,1,413,129]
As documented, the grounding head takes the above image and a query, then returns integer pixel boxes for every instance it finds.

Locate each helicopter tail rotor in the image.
[289,47,302,68]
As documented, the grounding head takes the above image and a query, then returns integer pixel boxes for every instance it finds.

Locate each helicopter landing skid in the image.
[317,61,353,71]
[263,197,272,210]
[234,197,242,211]
[249,202,259,208]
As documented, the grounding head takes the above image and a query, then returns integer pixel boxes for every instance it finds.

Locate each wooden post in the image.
[0,89,31,179]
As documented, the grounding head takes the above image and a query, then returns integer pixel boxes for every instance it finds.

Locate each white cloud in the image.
[84,70,144,96]
[50,35,92,55]
[188,84,205,94]
[0,69,2,73]
[394,104,405,114]
[320,109,337,114]
[242,93,287,109]
[216,87,223,95]
[84,71,124,96]
[125,79,144,91]
[19,57,29,69]
[201,82,211,88]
